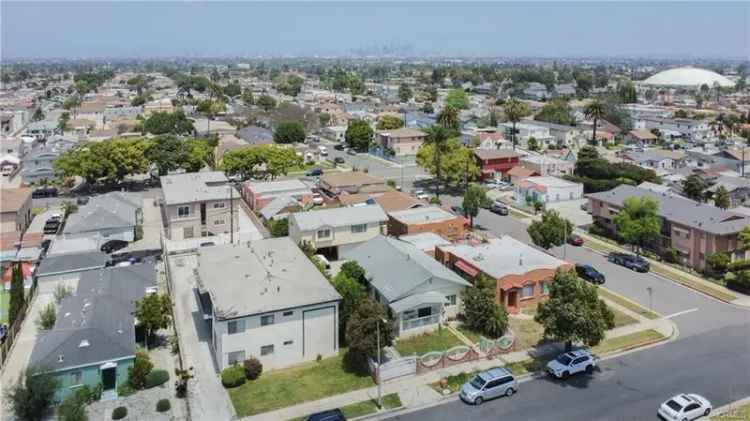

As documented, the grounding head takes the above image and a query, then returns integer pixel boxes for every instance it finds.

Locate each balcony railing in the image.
[402,314,440,331]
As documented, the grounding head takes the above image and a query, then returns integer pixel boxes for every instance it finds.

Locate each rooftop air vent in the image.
[79,340,90,348]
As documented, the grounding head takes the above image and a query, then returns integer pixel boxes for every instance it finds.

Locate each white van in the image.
[318,146,328,156]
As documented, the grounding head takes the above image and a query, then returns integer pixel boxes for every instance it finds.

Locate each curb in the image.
[711,396,750,419]
[354,405,405,421]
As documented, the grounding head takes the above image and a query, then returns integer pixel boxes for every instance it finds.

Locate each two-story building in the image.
[288,204,388,259]
[160,171,239,241]
[242,179,314,211]
[195,238,341,370]
[520,155,575,177]
[473,149,521,182]
[377,127,427,157]
[21,136,77,184]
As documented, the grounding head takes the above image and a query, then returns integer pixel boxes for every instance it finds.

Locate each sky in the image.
[1,1,749,59]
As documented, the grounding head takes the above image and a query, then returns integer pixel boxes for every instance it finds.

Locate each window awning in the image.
[454,260,479,278]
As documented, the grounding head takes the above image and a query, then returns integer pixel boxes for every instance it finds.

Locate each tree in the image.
[584,99,606,146]
[128,350,154,389]
[706,252,730,274]
[714,185,731,210]
[488,108,498,128]
[740,226,750,251]
[422,102,434,114]
[446,88,470,109]
[462,274,508,338]
[345,119,374,152]
[398,84,412,103]
[275,74,304,97]
[504,98,530,150]
[181,138,213,172]
[63,96,81,111]
[273,120,306,144]
[417,137,480,194]
[58,111,71,132]
[146,135,183,176]
[256,95,277,112]
[332,271,366,345]
[344,298,392,374]
[423,125,449,198]
[268,218,289,237]
[577,145,600,161]
[617,81,638,103]
[142,111,194,136]
[376,115,404,130]
[535,270,614,351]
[339,261,367,286]
[527,210,574,250]
[223,81,242,98]
[527,137,539,152]
[534,98,576,126]
[241,88,254,105]
[462,184,488,227]
[8,261,25,324]
[32,107,44,122]
[133,293,171,349]
[436,104,460,131]
[613,196,661,254]
[682,174,708,202]
[318,112,331,127]
[5,367,59,421]
[222,145,302,181]
[37,302,56,330]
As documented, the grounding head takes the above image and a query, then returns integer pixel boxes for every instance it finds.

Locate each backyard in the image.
[227,351,374,417]
[393,328,464,356]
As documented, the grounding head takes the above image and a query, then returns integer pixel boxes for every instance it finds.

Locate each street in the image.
[323,143,428,192]
[386,196,750,421]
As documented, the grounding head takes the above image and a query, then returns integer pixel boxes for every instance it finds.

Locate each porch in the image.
[390,292,446,339]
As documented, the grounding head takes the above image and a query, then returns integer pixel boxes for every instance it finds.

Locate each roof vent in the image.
[57,355,64,363]
[79,340,90,348]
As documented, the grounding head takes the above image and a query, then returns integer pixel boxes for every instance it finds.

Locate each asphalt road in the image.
[387,195,750,421]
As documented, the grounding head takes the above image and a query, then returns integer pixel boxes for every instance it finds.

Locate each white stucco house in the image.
[515,176,584,206]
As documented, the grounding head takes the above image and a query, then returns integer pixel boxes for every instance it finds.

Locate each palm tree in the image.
[503,98,529,150]
[436,104,459,131]
[584,99,606,146]
[425,125,449,199]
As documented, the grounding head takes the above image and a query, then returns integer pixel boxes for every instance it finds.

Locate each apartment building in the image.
[473,149,520,181]
[520,155,575,177]
[377,127,427,156]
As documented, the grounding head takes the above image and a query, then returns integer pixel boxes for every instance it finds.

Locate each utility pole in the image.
[376,320,382,408]
[229,184,234,244]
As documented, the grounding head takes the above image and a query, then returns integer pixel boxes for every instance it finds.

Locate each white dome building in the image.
[642,67,734,88]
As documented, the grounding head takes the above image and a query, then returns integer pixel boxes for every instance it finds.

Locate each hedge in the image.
[156,399,171,413]
[145,369,170,389]
[112,407,127,420]
[221,365,246,388]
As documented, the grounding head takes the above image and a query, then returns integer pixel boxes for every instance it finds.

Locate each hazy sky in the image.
[2,1,749,59]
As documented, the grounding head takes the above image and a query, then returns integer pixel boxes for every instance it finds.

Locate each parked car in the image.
[490,200,509,216]
[314,254,331,269]
[312,193,324,205]
[334,144,345,151]
[318,146,328,156]
[305,409,346,421]
[306,168,323,177]
[347,148,357,156]
[334,157,345,164]
[546,349,597,379]
[414,189,430,200]
[568,234,584,246]
[32,187,58,198]
[101,239,129,254]
[43,223,60,235]
[460,367,517,405]
[608,252,650,272]
[657,394,712,421]
[575,264,605,284]
[199,241,215,247]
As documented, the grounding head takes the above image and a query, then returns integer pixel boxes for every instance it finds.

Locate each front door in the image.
[507,290,518,309]
[101,367,116,390]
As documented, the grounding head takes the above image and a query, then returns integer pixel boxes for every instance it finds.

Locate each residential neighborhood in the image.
[0,2,749,421]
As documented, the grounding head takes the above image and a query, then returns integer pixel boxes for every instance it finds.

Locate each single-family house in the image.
[520,155,574,177]
[337,190,425,213]
[626,129,659,145]
[319,172,389,196]
[507,166,539,185]
[623,150,675,171]
[473,149,521,182]
[63,192,142,242]
[387,206,466,241]
[34,251,109,291]
[0,188,32,234]
[515,176,583,206]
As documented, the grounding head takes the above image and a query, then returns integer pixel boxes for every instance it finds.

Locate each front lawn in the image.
[508,317,545,351]
[612,308,638,328]
[393,328,463,356]
[455,324,482,345]
[228,351,374,417]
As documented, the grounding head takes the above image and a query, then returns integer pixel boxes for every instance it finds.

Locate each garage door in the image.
[303,306,336,358]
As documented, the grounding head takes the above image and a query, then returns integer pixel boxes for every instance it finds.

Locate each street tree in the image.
[339,261,368,286]
[5,367,59,421]
[32,108,44,122]
[504,98,530,150]
[241,88,254,105]
[534,98,577,126]
[133,293,172,349]
[527,137,539,152]
[527,210,574,249]
[256,94,277,112]
[462,184,489,228]
[584,99,606,146]
[332,271,366,346]
[273,120,306,144]
[535,269,614,351]
[739,225,750,250]
[345,119,374,152]
[58,112,70,132]
[398,84,412,103]
[376,115,404,130]
[462,274,508,338]
[682,174,708,202]
[318,112,331,127]
[417,138,479,193]
[446,88,470,109]
[344,298,392,374]
[8,262,25,324]
[577,145,600,161]
[436,104,460,131]
[142,111,194,136]
[422,125,449,198]
[422,102,434,114]
[613,196,661,254]
[714,185,731,210]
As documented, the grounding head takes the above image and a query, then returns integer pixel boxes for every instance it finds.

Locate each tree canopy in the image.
[6,367,59,421]
[714,185,730,210]
[345,119,374,152]
[682,174,708,202]
[55,138,151,185]
[613,196,661,254]
[332,270,367,346]
[417,137,479,193]
[275,74,304,97]
[344,298,392,374]
[462,274,508,338]
[528,210,574,249]
[142,111,194,136]
[256,95,277,112]
[446,88,470,109]
[273,120,306,144]
[133,293,171,349]
[534,98,577,126]
[376,115,404,130]
[398,84,412,103]
[221,144,303,181]
[462,184,489,227]
[568,156,659,193]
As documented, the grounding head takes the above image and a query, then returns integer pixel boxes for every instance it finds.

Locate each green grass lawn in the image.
[0,289,9,325]
[598,287,661,320]
[430,369,484,394]
[455,324,482,345]
[592,329,666,355]
[228,351,374,417]
[712,401,750,420]
[394,328,463,356]
[287,393,402,421]
[612,308,639,328]
[508,317,545,351]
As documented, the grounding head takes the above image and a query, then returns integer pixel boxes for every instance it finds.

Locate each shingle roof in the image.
[260,195,300,220]
[290,204,387,231]
[64,191,141,234]
[588,185,750,234]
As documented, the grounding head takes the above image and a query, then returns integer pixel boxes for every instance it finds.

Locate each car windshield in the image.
[469,376,486,390]
[666,400,683,412]
[556,354,573,365]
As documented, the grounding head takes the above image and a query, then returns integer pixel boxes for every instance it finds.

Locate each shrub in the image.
[58,390,88,421]
[145,369,170,389]
[156,399,171,412]
[662,248,679,264]
[386,179,396,188]
[221,365,246,388]
[243,357,263,380]
[726,270,750,294]
[54,284,73,304]
[111,407,128,420]
[706,252,730,274]
[429,197,441,205]
[117,382,135,397]
[128,351,153,389]
[37,302,57,330]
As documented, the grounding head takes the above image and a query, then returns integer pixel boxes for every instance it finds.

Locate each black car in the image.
[607,252,650,272]
[101,239,129,254]
[306,168,323,177]
[334,144,345,151]
[32,187,58,198]
[305,409,346,421]
[575,264,605,284]
[334,157,345,164]
[43,220,61,234]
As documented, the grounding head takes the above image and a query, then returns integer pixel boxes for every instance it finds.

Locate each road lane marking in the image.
[664,308,699,319]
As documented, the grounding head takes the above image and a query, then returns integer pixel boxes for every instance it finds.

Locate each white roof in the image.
[160,171,235,205]
[522,155,570,165]
[399,232,452,251]
[524,176,580,188]
[439,236,567,279]
[290,204,387,231]
[247,179,313,196]
[643,67,734,88]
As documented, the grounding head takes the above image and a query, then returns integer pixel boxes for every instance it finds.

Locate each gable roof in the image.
[260,195,301,220]
[338,191,425,213]
[508,166,537,178]
[290,204,387,231]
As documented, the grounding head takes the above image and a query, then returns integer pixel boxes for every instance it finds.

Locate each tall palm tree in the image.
[425,125,449,199]
[436,104,459,131]
[503,97,529,150]
[584,99,606,146]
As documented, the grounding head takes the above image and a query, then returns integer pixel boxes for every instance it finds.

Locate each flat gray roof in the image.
[290,204,387,231]
[196,238,341,320]
[389,206,457,225]
[160,171,235,205]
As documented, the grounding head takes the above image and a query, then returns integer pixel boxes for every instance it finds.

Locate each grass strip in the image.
[598,287,661,320]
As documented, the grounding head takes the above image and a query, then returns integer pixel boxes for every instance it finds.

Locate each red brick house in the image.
[473,149,521,182]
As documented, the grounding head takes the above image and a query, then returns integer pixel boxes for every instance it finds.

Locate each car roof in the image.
[479,367,512,381]
[576,263,593,269]
[566,349,592,358]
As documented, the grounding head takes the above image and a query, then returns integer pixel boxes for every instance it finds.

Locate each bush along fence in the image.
[0,279,38,369]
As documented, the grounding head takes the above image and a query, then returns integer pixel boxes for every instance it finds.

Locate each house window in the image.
[521,283,534,299]
[540,281,549,295]
[417,307,432,318]
[227,351,245,365]
[214,219,225,225]
[317,229,331,239]
[227,320,245,335]
[261,345,274,356]
[402,310,417,320]
[213,202,225,209]
[283,340,294,346]
[446,295,457,306]
[183,227,194,239]
[178,206,190,217]
[351,223,368,233]
[71,371,82,385]
[260,315,275,326]
[283,311,293,316]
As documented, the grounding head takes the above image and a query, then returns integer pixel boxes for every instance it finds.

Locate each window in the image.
[540,281,549,295]
[214,219,225,225]
[283,340,294,346]
[417,307,432,318]
[213,202,225,209]
[178,206,190,217]
[521,283,534,299]
[71,371,82,385]
[261,315,275,326]
[261,345,274,356]
[317,229,331,239]
[446,295,457,306]
[351,223,368,233]
[227,320,245,335]
[283,311,293,316]
[227,351,245,365]
[183,227,194,239]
